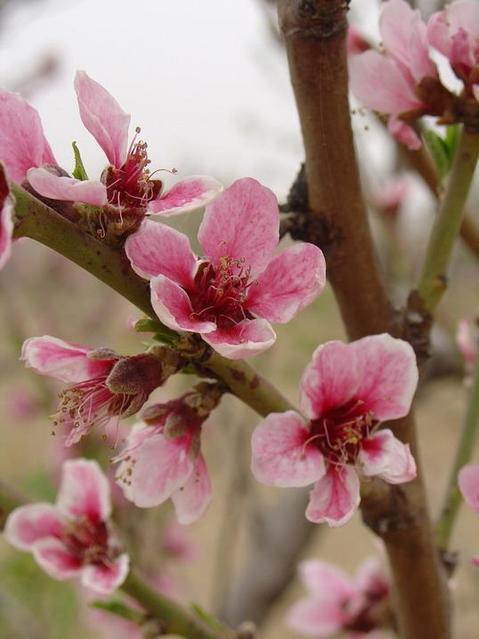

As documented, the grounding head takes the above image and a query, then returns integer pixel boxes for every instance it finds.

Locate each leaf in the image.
[423,129,450,181]
[71,142,89,181]
[445,124,460,162]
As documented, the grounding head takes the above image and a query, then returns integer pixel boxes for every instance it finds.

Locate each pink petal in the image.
[458,463,479,514]
[27,168,107,205]
[247,243,326,323]
[351,334,418,421]
[251,411,325,487]
[300,341,359,420]
[306,466,360,527]
[388,116,422,150]
[359,429,416,484]
[202,318,276,359]
[298,560,356,600]
[354,557,389,597]
[287,596,346,637]
[0,167,13,270]
[0,91,56,183]
[148,176,223,216]
[129,433,195,508]
[171,454,212,524]
[4,504,64,550]
[150,275,216,333]
[74,70,130,167]
[198,177,279,275]
[81,554,129,594]
[125,219,196,286]
[56,459,112,523]
[33,537,83,580]
[21,335,112,383]
[349,50,423,115]
[427,11,453,59]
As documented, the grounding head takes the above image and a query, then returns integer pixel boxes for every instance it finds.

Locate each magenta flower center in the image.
[309,398,378,467]
[189,257,255,329]
[62,516,119,566]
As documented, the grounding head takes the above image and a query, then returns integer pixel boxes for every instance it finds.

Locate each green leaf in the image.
[71,142,89,181]
[91,599,145,624]
[424,129,450,181]
[445,124,460,161]
[134,318,178,345]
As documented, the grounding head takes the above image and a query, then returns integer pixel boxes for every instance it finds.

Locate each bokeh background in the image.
[0,0,478,637]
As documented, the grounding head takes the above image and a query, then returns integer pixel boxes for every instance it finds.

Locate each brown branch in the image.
[277,2,450,638]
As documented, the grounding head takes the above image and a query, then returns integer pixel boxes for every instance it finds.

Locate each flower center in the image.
[189,257,254,329]
[62,516,119,566]
[309,398,378,467]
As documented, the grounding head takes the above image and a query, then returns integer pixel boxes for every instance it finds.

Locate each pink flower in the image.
[427,0,479,91]
[347,27,371,57]
[0,163,13,271]
[349,0,437,149]
[4,458,129,594]
[115,388,220,523]
[458,463,479,565]
[0,71,221,218]
[161,522,197,561]
[21,336,161,445]
[251,334,418,526]
[288,558,390,638]
[456,318,478,374]
[371,175,409,216]
[126,178,326,359]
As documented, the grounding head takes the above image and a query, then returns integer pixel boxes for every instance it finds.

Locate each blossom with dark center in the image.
[22,336,177,445]
[125,177,326,359]
[4,459,129,594]
[251,334,418,526]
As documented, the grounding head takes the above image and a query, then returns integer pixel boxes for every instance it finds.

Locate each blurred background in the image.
[0,0,478,637]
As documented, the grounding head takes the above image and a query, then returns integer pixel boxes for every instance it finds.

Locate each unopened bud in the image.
[106,349,182,395]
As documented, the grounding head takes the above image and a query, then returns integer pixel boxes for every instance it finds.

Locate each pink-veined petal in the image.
[251,411,325,487]
[202,318,276,359]
[458,463,479,514]
[4,504,64,550]
[33,537,83,580]
[306,466,361,527]
[300,341,359,420]
[129,433,195,508]
[171,454,212,525]
[198,178,279,275]
[74,70,130,167]
[298,560,356,600]
[27,168,107,205]
[56,459,112,523]
[125,220,197,286]
[288,596,346,638]
[351,334,418,421]
[81,554,129,594]
[0,165,13,270]
[148,176,223,216]
[21,335,112,383]
[359,429,416,484]
[0,91,56,183]
[388,116,422,150]
[247,243,326,323]
[150,275,216,333]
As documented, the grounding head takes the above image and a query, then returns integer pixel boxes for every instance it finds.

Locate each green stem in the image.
[416,129,479,314]
[436,352,479,550]
[11,185,294,418]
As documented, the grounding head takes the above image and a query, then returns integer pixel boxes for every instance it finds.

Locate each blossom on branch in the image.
[251,334,418,526]
[4,459,129,594]
[458,463,479,565]
[126,177,326,359]
[288,558,390,639]
[0,162,13,270]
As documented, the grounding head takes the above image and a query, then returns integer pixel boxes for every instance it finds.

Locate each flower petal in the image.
[0,91,56,183]
[354,557,389,598]
[202,318,276,359]
[171,454,212,525]
[150,275,216,333]
[351,334,418,421]
[74,70,130,167]
[359,429,416,484]
[251,411,325,487]
[33,537,82,580]
[4,504,64,550]
[129,433,195,508]
[81,554,129,594]
[388,116,422,150]
[198,178,279,275]
[27,168,107,205]
[148,176,223,216]
[298,560,356,600]
[21,335,112,383]
[0,166,13,270]
[458,463,479,514]
[306,466,360,527]
[125,220,196,286]
[247,243,326,323]
[300,341,359,420]
[288,596,345,637]
[56,459,112,523]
